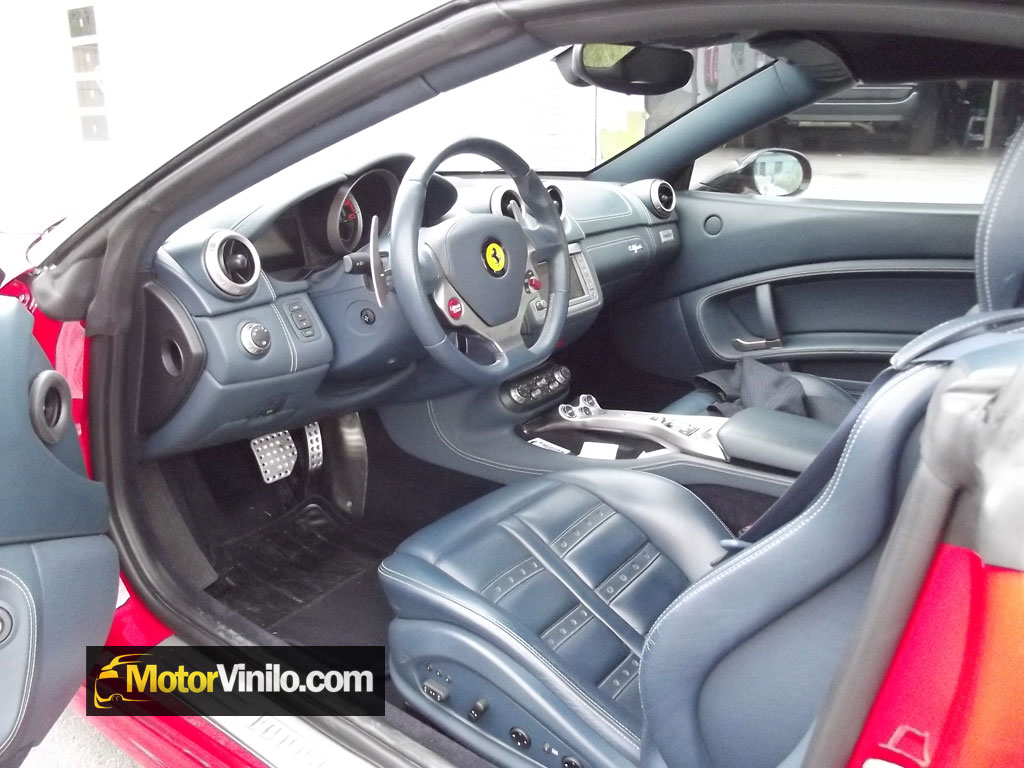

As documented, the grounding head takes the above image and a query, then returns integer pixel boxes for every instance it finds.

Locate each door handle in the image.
[732,283,783,351]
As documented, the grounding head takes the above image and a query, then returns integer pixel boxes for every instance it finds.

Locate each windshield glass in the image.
[332,43,770,173]
[2,0,765,242]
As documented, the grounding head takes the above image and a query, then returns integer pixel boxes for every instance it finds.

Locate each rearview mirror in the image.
[698,149,812,197]
[555,44,694,95]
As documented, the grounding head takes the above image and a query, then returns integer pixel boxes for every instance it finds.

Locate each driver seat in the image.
[380,128,1024,768]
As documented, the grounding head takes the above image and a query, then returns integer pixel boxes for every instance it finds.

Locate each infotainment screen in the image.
[536,259,586,300]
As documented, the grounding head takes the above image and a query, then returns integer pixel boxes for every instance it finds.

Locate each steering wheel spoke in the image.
[391,137,571,384]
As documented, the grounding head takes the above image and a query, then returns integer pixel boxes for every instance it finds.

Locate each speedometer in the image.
[327,188,363,255]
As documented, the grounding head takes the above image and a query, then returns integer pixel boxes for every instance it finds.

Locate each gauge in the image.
[327,188,363,255]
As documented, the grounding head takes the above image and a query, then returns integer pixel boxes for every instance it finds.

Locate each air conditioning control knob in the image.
[554,366,570,384]
[241,322,272,356]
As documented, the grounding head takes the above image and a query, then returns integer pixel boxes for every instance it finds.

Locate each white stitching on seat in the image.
[641,364,930,659]
[895,311,1024,367]
[679,488,732,536]
[978,126,1024,311]
[0,568,37,758]
[634,460,790,487]
[379,563,642,749]
[543,501,608,546]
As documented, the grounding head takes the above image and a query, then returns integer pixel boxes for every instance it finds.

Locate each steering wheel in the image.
[390,138,570,384]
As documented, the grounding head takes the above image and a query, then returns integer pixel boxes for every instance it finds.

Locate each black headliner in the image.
[810,32,1024,82]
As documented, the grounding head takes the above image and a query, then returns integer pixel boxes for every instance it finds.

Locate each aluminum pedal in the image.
[250,431,298,483]
[304,422,323,471]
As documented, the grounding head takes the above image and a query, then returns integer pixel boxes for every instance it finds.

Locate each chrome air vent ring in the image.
[650,180,676,218]
[202,230,262,298]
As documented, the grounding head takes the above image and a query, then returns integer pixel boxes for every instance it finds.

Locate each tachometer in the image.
[327,188,363,255]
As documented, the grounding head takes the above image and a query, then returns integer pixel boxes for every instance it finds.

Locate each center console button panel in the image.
[502,364,572,412]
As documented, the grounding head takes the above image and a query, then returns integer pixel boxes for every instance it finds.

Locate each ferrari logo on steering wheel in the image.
[483,240,508,277]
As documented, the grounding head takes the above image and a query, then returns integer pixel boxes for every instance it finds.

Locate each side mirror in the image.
[698,149,811,197]
[555,44,694,95]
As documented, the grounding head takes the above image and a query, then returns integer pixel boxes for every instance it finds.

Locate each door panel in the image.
[0,298,118,766]
[611,194,978,389]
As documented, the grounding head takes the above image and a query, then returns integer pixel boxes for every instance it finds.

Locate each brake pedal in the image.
[250,431,298,483]
[304,422,324,471]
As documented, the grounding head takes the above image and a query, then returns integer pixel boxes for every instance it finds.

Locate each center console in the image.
[520,395,728,461]
[518,392,835,475]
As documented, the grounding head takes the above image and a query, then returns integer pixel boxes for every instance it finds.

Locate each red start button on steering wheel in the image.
[447,297,463,319]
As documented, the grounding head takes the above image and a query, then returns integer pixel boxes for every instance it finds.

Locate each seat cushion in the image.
[380,469,728,758]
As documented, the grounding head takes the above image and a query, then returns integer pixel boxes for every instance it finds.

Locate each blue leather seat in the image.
[381,471,728,762]
[380,126,1024,768]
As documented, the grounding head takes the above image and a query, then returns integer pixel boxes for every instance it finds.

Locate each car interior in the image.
[16,3,1024,767]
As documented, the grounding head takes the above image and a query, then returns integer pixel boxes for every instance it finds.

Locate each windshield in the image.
[332,43,769,173]
[2,0,765,241]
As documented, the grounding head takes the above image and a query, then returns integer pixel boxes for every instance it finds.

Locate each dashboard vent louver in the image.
[546,185,564,217]
[202,230,262,298]
[651,181,676,218]
[498,189,523,219]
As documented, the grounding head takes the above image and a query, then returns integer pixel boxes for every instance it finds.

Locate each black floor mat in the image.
[206,498,405,644]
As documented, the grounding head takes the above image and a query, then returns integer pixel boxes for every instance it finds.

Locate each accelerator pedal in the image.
[250,431,298,483]
[304,422,324,471]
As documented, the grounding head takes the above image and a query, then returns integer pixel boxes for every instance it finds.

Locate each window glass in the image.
[692,80,1024,203]
[334,42,771,174]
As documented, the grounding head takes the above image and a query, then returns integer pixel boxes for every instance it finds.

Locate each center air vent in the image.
[491,188,524,219]
[202,230,262,298]
[546,185,564,217]
[651,181,676,218]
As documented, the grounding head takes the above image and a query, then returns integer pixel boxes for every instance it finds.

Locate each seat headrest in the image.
[976,126,1024,311]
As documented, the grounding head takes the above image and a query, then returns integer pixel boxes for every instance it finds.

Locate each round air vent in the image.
[546,185,564,217]
[650,181,676,218]
[491,188,524,219]
[202,230,261,297]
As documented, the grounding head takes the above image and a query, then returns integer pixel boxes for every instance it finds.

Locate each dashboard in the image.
[138,152,681,459]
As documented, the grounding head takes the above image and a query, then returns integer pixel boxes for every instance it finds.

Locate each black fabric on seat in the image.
[663,358,856,426]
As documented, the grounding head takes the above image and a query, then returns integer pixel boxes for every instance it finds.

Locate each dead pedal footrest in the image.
[250,431,298,483]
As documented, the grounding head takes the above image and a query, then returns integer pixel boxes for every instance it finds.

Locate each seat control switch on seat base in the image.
[509,727,531,750]
[468,698,488,721]
[423,679,449,703]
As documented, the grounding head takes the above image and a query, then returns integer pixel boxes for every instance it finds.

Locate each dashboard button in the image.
[447,298,463,319]
[241,322,271,357]
[287,301,303,313]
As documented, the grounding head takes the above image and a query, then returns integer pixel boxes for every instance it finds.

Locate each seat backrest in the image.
[638,125,1024,768]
